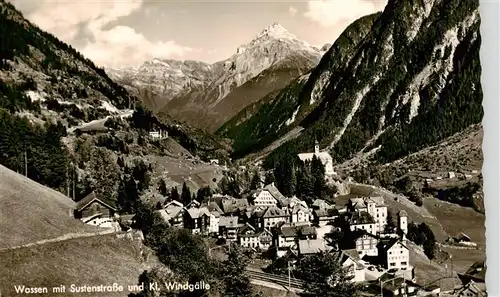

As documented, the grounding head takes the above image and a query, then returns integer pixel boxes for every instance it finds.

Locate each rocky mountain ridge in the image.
[220,0,482,174]
[217,12,382,159]
[107,23,327,131]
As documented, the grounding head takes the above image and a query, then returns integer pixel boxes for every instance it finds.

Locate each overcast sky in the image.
[10,0,387,68]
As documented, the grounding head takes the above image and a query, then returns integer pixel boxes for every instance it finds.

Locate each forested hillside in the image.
[263,0,482,169]
[217,12,381,160]
[0,0,229,206]
[0,0,134,194]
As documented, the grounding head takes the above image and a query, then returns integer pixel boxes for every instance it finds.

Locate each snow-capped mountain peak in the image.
[106,23,323,123]
[256,22,296,40]
[233,22,318,60]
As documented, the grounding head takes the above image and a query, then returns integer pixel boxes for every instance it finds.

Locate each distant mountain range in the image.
[107,23,328,132]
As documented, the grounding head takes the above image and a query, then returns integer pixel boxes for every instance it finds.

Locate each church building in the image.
[297,140,335,176]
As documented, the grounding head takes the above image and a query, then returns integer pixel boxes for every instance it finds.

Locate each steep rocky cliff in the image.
[109,23,325,132]
[220,0,482,171]
[217,12,381,159]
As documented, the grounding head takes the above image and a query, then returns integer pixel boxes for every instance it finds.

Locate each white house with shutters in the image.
[378,238,410,270]
[348,197,387,234]
[149,130,168,139]
[248,183,286,207]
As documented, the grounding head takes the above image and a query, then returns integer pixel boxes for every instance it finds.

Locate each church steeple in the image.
[314,139,319,154]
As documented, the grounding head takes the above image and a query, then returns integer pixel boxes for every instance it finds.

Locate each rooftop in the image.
[462,261,486,282]
[349,211,375,225]
[348,196,385,209]
[298,239,331,255]
[312,199,332,209]
[159,205,184,220]
[398,210,408,217]
[221,198,249,213]
[280,225,317,237]
[219,216,239,228]
[297,152,333,163]
[262,206,289,218]
[186,207,211,219]
[75,191,117,212]
[200,201,223,214]
[264,183,286,201]
[379,277,418,292]
[314,208,338,218]
[334,249,363,269]
[378,238,409,252]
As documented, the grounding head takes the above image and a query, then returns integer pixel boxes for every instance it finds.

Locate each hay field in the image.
[0,165,97,250]
[0,233,159,297]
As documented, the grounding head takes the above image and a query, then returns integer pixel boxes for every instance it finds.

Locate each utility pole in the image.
[73,166,76,201]
[66,163,70,197]
[450,254,453,277]
[24,150,27,177]
[288,261,291,291]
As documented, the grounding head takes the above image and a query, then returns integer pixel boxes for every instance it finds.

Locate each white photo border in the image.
[480,1,499,296]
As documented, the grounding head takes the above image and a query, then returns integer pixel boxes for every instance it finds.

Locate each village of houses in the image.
[71,142,486,297]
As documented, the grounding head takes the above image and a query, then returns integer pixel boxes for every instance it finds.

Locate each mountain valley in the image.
[108,23,327,132]
[0,0,488,296]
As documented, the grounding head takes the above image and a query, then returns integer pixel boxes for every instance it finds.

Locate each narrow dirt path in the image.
[0,228,119,252]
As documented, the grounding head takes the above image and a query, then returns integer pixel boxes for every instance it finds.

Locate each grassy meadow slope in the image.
[343,124,484,212]
[0,233,160,297]
[0,164,98,249]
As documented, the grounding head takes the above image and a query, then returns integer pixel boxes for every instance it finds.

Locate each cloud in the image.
[304,0,385,28]
[17,0,192,68]
[289,6,298,17]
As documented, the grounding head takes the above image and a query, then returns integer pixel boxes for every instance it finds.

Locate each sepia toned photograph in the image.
[0,0,492,296]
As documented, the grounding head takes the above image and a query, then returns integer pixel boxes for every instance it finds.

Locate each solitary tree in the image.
[219,245,253,297]
[384,210,396,234]
[250,170,261,190]
[297,252,358,297]
[274,155,296,197]
[171,186,180,202]
[296,165,314,199]
[196,186,212,202]
[181,182,192,206]
[132,160,151,193]
[311,155,326,198]
[264,171,276,185]
[158,179,168,196]
[324,228,345,250]
[117,176,139,214]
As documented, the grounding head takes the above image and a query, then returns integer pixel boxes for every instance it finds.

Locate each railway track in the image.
[246,269,305,290]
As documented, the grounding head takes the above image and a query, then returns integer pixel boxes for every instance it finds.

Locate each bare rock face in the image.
[107,23,324,131]
[106,59,217,111]
[220,0,482,172]
[320,43,332,52]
